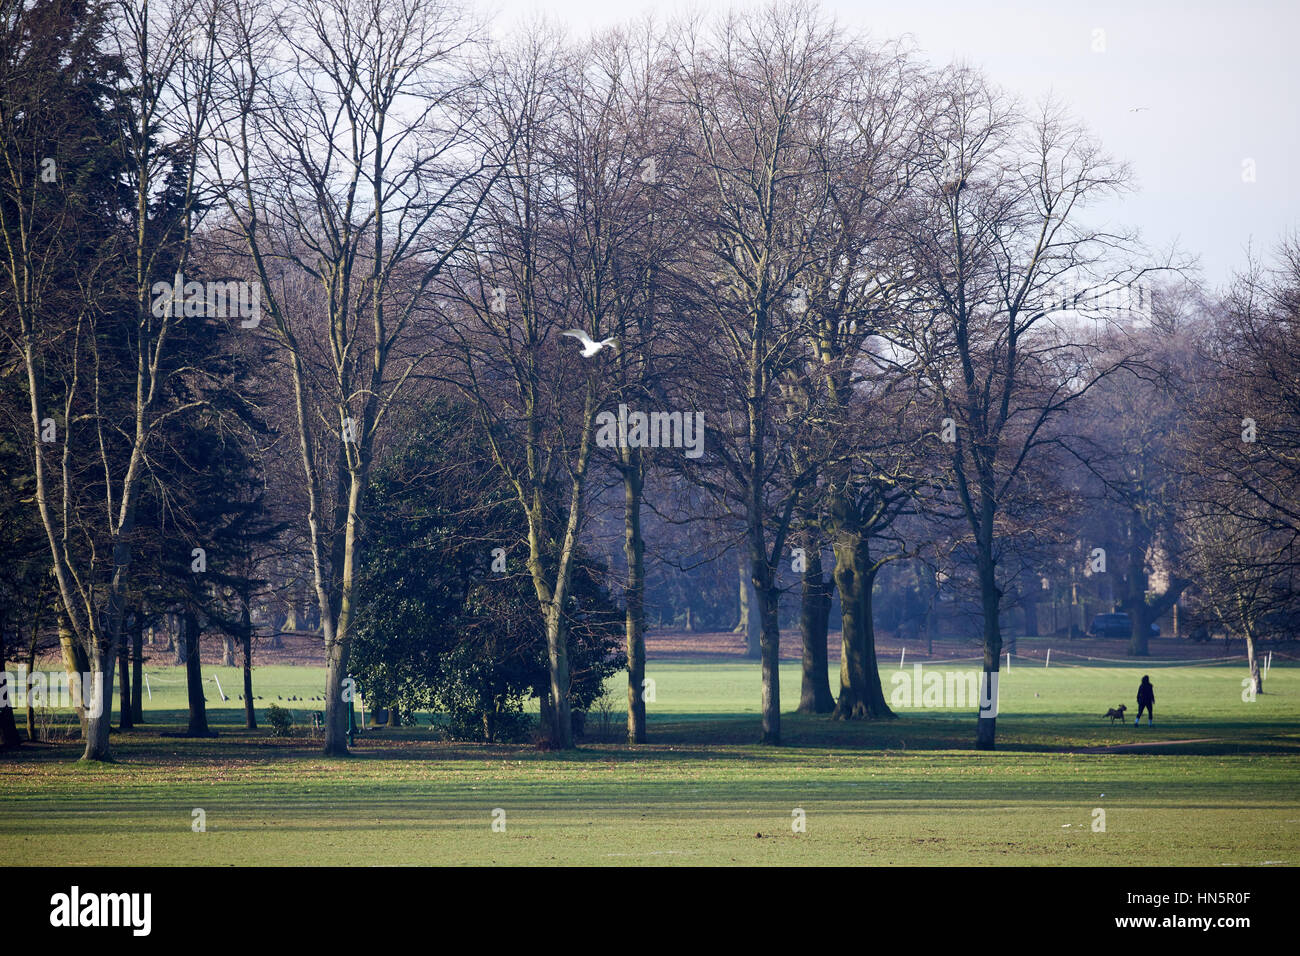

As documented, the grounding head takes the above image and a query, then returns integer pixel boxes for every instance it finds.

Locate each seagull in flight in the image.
[1129,107,1149,113]
[561,329,618,357]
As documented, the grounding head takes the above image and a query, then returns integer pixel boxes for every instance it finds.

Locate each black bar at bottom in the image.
[2,865,1285,943]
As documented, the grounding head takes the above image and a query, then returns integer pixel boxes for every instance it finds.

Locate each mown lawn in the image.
[1,657,1296,865]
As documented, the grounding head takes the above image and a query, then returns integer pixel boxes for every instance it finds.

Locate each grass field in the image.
[2,654,1297,865]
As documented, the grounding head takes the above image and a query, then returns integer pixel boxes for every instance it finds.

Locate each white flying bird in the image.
[561,328,618,357]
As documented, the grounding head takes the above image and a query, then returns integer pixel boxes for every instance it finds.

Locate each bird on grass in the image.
[561,329,617,357]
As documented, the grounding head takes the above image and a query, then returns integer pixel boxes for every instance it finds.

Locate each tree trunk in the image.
[523,435,591,751]
[183,611,210,737]
[733,553,748,634]
[736,554,761,658]
[25,629,38,740]
[543,606,573,749]
[322,639,349,754]
[1125,536,1151,656]
[242,604,256,730]
[320,463,371,756]
[1245,630,1263,695]
[117,613,133,730]
[539,688,554,745]
[733,548,759,660]
[797,550,835,714]
[751,540,781,745]
[975,546,1002,751]
[1129,601,1152,657]
[623,452,647,744]
[745,572,761,659]
[81,634,114,760]
[924,564,938,655]
[222,634,236,667]
[0,626,20,748]
[831,537,893,720]
[58,612,89,738]
[131,614,143,723]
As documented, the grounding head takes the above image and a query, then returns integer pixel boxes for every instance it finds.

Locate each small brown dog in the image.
[1103,704,1127,724]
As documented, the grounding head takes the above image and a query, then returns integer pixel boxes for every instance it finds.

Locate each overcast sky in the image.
[484,0,1299,290]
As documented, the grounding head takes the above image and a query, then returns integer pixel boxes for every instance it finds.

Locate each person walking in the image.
[1136,675,1154,726]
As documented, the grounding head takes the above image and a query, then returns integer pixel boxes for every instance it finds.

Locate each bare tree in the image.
[1178,238,1300,691]
[1064,332,1196,655]
[571,22,697,744]
[670,0,845,744]
[791,36,930,719]
[1183,507,1281,694]
[435,28,605,749]
[209,0,491,753]
[901,67,1139,749]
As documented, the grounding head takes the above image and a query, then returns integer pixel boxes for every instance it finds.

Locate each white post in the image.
[144,674,152,701]
[1006,651,1011,673]
[899,647,906,669]
[1046,648,1051,668]
[212,674,226,701]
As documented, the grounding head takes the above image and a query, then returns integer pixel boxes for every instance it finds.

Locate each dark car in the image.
[1088,612,1160,638]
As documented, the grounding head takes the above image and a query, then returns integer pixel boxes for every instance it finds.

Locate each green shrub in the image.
[266,703,294,737]
[351,399,625,743]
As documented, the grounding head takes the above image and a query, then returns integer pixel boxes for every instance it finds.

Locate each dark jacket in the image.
[1137,679,1154,706]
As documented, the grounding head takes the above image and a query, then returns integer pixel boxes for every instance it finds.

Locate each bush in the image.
[351,399,625,743]
[436,643,536,743]
[445,705,534,743]
[266,703,294,737]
